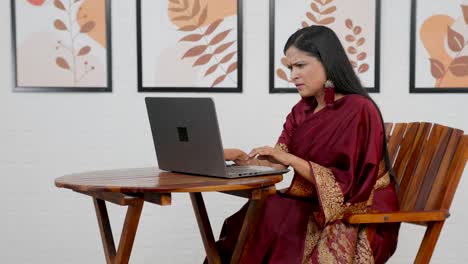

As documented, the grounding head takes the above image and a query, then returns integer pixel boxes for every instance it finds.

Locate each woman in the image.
[219,25,400,263]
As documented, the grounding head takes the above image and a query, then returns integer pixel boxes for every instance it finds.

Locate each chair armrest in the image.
[343,210,450,224]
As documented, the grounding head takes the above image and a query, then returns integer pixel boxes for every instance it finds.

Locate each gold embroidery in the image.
[317,223,356,263]
[311,162,371,224]
[275,142,289,153]
[287,176,315,197]
[302,214,320,264]
[374,172,390,190]
[353,228,375,264]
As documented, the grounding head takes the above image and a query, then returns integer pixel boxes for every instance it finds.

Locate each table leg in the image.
[190,192,222,264]
[230,188,271,264]
[93,198,144,264]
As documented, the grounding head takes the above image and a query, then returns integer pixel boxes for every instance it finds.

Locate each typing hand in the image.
[224,148,251,165]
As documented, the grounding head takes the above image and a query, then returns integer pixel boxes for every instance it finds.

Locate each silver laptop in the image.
[145,97,290,178]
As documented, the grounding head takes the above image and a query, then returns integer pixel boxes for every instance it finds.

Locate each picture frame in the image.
[137,0,243,93]
[409,0,468,93]
[269,0,381,93]
[11,0,112,92]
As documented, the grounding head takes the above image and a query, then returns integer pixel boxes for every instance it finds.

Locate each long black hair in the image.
[284,25,398,187]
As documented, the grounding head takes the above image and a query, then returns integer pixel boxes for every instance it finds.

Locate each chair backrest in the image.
[384,122,467,212]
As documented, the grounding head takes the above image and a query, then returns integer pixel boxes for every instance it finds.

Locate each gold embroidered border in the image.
[311,162,370,224]
[301,214,320,264]
[353,228,375,264]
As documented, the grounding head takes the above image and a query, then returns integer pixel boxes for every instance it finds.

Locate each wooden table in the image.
[55,167,283,264]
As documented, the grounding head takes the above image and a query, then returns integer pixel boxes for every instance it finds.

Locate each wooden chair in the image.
[344,122,468,263]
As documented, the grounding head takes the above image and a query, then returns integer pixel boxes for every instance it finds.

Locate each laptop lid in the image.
[145,97,228,177]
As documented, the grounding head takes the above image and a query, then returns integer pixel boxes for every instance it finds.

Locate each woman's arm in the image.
[224,148,288,170]
[249,146,309,175]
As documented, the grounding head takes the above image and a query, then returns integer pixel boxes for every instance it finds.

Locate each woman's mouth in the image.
[295,84,304,90]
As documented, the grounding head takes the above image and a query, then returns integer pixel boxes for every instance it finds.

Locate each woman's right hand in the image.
[224,148,250,164]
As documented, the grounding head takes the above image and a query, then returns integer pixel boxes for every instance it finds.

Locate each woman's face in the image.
[285,46,327,98]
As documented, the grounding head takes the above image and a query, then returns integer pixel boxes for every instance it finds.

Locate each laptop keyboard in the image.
[226,165,276,176]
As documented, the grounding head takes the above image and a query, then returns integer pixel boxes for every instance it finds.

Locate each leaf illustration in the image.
[80,21,95,33]
[429,58,446,79]
[276,69,288,81]
[306,12,318,23]
[310,3,320,13]
[193,53,213,66]
[192,0,200,17]
[462,4,468,24]
[281,57,289,67]
[178,25,198,31]
[198,6,208,26]
[350,60,357,68]
[204,64,219,76]
[214,41,235,54]
[448,56,468,77]
[358,63,369,73]
[447,26,465,52]
[347,46,357,54]
[54,0,65,10]
[173,15,192,21]
[169,0,179,4]
[353,26,362,35]
[209,29,231,45]
[54,19,67,31]
[182,45,208,58]
[301,21,309,28]
[345,19,353,29]
[205,19,223,35]
[321,6,336,15]
[356,37,365,46]
[345,35,355,42]
[56,57,70,70]
[179,33,203,42]
[77,46,91,56]
[318,17,335,25]
[212,75,226,87]
[357,52,367,61]
[220,51,236,63]
[322,0,334,4]
[226,62,237,74]
[314,0,324,5]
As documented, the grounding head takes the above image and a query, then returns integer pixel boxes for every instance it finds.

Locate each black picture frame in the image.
[409,0,468,93]
[269,0,381,93]
[11,0,113,92]
[137,0,243,93]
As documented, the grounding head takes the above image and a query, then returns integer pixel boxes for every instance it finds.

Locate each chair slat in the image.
[384,123,393,141]
[425,130,464,210]
[398,123,432,202]
[387,123,408,162]
[392,123,420,182]
[414,126,453,210]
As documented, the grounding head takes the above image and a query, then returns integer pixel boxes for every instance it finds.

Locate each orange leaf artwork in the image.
[204,64,219,77]
[77,46,91,56]
[197,7,208,26]
[226,62,237,74]
[214,41,235,54]
[205,19,223,35]
[321,6,337,15]
[345,19,353,29]
[276,69,289,82]
[54,19,67,31]
[182,45,208,58]
[358,64,369,74]
[318,17,335,25]
[447,26,465,52]
[80,21,95,33]
[56,57,70,70]
[193,53,213,66]
[429,58,446,79]
[212,75,226,87]
[209,29,232,45]
[462,4,468,24]
[54,0,65,10]
[220,51,236,63]
[448,56,468,77]
[179,34,204,42]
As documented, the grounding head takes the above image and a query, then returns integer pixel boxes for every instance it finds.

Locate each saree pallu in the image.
[214,95,400,263]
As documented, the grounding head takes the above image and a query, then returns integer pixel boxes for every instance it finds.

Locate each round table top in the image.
[55,167,284,193]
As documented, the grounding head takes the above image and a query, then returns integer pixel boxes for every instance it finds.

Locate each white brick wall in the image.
[1,0,467,263]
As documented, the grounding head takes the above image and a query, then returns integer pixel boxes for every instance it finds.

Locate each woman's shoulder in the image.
[341,94,381,118]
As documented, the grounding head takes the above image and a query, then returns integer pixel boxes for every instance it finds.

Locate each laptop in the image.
[145,97,290,178]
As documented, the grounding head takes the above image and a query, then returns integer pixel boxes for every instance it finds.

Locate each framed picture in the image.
[11,0,112,92]
[410,0,468,93]
[269,0,381,93]
[137,0,243,92]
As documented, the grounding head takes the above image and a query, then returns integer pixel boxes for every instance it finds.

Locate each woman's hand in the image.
[224,148,250,164]
[248,146,292,167]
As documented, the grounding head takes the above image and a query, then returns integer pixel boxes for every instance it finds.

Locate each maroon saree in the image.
[215,95,400,264]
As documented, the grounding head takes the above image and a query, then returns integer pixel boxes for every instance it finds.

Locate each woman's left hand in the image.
[248,146,292,167]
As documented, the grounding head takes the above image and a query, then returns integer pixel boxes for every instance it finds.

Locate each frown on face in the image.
[285,46,327,98]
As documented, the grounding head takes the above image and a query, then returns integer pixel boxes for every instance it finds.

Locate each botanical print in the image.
[139,0,240,90]
[272,0,378,91]
[414,0,468,90]
[14,0,110,89]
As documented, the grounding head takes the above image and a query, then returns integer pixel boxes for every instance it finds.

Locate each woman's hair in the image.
[284,25,398,187]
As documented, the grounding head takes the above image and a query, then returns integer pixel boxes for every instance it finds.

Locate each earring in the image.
[324,80,335,107]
